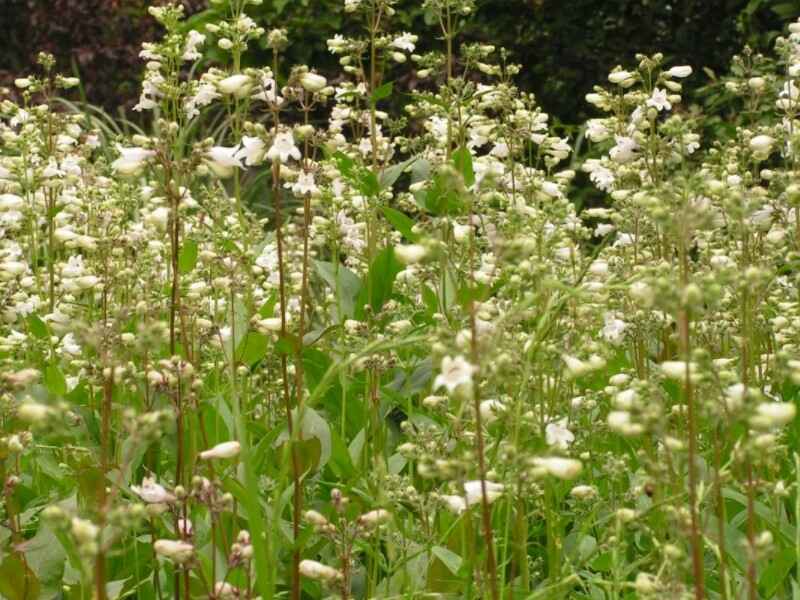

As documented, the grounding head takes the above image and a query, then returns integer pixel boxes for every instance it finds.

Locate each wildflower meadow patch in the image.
[3,1,800,599]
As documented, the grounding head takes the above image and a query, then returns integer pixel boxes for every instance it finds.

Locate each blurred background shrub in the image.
[0,0,796,125]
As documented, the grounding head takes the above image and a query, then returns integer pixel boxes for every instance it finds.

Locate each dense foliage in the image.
[5,1,800,600]
[1,0,797,123]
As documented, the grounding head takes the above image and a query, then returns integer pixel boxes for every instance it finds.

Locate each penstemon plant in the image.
[4,2,800,600]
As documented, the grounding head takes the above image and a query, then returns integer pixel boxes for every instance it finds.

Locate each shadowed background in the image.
[0,0,792,125]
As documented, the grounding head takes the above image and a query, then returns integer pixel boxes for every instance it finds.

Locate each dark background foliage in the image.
[0,0,796,124]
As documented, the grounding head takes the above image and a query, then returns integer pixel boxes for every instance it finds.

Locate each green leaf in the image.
[348,428,366,466]
[331,151,380,197]
[107,579,130,600]
[23,525,65,599]
[772,2,800,18]
[274,406,332,471]
[237,331,269,367]
[379,156,418,190]
[315,261,362,319]
[355,247,403,319]
[275,335,297,355]
[44,363,67,397]
[0,553,40,600]
[224,298,249,360]
[370,81,394,105]
[456,282,490,309]
[421,285,438,315]
[760,547,795,598]
[381,206,419,242]
[452,145,475,188]
[178,239,199,274]
[422,172,462,216]
[258,293,278,318]
[327,429,356,479]
[432,546,463,576]
[26,314,49,340]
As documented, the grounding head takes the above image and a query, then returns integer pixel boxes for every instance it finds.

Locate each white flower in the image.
[646,87,672,112]
[218,74,252,98]
[587,163,614,191]
[463,480,504,505]
[71,518,99,543]
[131,477,175,503]
[253,73,283,105]
[586,119,610,142]
[750,135,775,158]
[440,494,468,514]
[185,82,220,118]
[562,354,605,378]
[479,399,505,423]
[289,171,320,197]
[666,65,693,78]
[266,132,301,163]
[299,559,342,582]
[602,314,627,345]
[146,206,170,230]
[182,30,206,61]
[357,509,391,528]
[199,441,241,460]
[17,402,51,424]
[391,32,418,52]
[609,135,639,164]
[533,456,583,480]
[236,136,266,166]
[660,361,695,380]
[300,72,327,93]
[0,194,24,211]
[570,485,597,500]
[177,518,193,537]
[545,418,574,450]
[327,34,347,53]
[205,146,245,178]
[434,355,476,393]
[752,402,796,429]
[213,583,239,600]
[111,146,155,176]
[395,244,427,265]
[724,383,747,411]
[608,70,635,85]
[60,333,81,356]
[154,539,194,563]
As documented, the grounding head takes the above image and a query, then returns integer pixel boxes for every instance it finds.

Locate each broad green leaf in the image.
[327,428,356,479]
[381,206,419,242]
[432,546,463,576]
[452,145,475,188]
[274,406,332,470]
[421,172,463,216]
[348,428,366,466]
[44,363,67,397]
[331,151,380,197]
[224,298,249,360]
[379,156,418,190]
[315,261,362,319]
[238,331,269,366]
[370,81,394,105]
[26,314,49,340]
[107,579,130,600]
[355,247,402,319]
[0,553,40,600]
[178,239,199,274]
[760,547,795,598]
[23,525,65,599]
